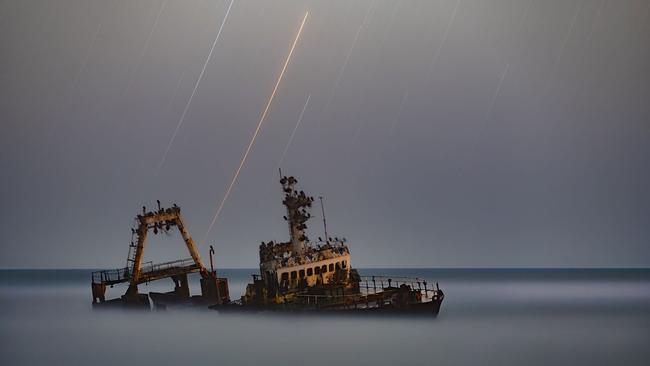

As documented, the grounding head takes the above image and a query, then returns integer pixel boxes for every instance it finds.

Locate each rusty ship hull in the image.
[209,288,444,316]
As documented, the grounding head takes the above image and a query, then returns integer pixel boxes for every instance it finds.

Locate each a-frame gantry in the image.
[91,202,229,308]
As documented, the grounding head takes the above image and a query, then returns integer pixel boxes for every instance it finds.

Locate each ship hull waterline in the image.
[208,296,444,317]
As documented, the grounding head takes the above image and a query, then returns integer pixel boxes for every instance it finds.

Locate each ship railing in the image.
[295,276,442,308]
[91,258,197,285]
[92,267,129,284]
[308,241,349,252]
[358,275,440,299]
[311,239,346,246]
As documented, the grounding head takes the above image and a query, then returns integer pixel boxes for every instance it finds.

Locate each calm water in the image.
[1,268,649,365]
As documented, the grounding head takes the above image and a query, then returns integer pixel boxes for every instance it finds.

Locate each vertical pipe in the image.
[209,245,216,276]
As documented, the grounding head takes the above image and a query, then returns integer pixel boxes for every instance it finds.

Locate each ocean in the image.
[1,268,649,365]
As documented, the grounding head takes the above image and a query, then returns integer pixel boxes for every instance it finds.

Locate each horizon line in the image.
[1,266,649,271]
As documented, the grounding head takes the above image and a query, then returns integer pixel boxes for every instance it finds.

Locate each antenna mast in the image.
[319,196,328,243]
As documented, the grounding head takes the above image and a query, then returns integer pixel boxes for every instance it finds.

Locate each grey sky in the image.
[1,0,649,268]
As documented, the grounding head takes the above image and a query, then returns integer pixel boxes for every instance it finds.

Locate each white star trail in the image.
[469,63,510,157]
[319,2,375,127]
[582,0,604,55]
[554,0,583,73]
[161,70,186,120]
[538,0,583,102]
[425,0,460,83]
[389,91,409,136]
[278,93,311,167]
[71,23,102,89]
[340,26,362,78]
[318,26,360,123]
[122,0,167,95]
[158,0,234,171]
[378,1,402,50]
[487,63,509,119]
[520,0,534,29]
[203,11,309,242]
[335,26,361,85]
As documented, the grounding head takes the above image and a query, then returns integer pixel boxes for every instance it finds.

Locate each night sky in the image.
[1,0,649,268]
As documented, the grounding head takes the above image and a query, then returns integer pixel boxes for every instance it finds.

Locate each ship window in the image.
[291,271,297,279]
[321,265,327,273]
[299,269,305,278]
[307,268,313,276]
[342,261,347,268]
[314,267,320,274]
[335,262,341,270]
[281,272,288,281]
[329,264,334,272]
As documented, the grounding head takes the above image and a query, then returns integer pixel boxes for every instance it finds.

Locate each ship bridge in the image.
[249,175,358,301]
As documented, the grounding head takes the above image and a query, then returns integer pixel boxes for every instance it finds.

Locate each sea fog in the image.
[1,268,649,365]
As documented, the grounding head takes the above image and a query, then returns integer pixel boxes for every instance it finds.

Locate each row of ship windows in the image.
[281,261,347,280]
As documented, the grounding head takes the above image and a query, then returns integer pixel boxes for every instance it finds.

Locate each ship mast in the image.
[319,196,328,243]
[280,175,314,256]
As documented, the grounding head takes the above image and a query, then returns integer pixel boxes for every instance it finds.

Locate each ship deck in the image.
[92,258,201,286]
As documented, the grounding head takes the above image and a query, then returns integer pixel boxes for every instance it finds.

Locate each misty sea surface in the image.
[1,268,649,365]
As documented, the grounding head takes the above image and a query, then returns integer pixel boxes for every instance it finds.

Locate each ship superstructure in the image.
[243,175,360,306]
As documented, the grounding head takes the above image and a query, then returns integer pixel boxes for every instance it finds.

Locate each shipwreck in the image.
[91,175,444,315]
